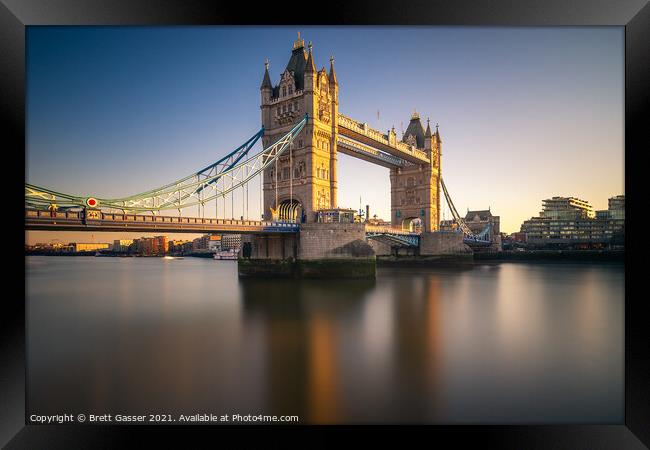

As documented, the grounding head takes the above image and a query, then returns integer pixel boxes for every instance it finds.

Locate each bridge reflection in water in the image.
[26,258,623,423]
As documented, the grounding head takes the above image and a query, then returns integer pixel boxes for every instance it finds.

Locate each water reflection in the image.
[239,279,373,422]
[27,257,623,424]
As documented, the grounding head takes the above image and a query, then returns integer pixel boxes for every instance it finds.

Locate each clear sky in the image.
[26,26,624,244]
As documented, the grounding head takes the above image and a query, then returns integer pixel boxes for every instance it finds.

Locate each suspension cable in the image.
[289,142,293,222]
[200,176,204,219]
[259,170,262,220]
[274,155,278,218]
[245,165,249,220]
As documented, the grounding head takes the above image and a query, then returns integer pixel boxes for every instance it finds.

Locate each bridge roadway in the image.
[26,209,492,249]
[25,209,299,234]
[25,209,419,236]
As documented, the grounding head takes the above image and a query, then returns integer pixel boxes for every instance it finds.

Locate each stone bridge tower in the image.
[390,112,442,232]
[260,33,339,222]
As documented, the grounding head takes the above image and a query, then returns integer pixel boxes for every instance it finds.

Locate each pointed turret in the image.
[305,41,316,74]
[403,110,426,149]
[260,59,272,90]
[424,117,433,152]
[329,55,338,86]
[283,33,308,93]
[434,122,442,143]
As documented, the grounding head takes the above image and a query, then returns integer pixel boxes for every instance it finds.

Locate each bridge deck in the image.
[25,210,299,234]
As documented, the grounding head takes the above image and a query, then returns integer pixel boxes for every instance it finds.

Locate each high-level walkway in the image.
[337,113,431,167]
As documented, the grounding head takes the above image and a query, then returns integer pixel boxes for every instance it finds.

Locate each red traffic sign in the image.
[86,198,99,207]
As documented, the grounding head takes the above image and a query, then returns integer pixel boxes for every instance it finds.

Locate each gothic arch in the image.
[402,217,423,233]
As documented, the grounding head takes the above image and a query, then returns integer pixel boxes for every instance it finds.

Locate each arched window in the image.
[282,86,287,96]
[288,86,293,95]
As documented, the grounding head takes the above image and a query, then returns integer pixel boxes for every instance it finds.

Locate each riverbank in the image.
[25,251,99,256]
[24,251,218,258]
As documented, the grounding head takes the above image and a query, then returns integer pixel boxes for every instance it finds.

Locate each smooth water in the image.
[26,256,624,424]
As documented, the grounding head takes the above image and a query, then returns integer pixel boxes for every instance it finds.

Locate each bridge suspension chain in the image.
[26,115,308,215]
[440,177,478,239]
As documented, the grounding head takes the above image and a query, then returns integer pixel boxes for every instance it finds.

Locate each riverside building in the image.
[520,195,624,249]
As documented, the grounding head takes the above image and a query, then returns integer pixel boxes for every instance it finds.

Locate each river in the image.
[26,256,624,424]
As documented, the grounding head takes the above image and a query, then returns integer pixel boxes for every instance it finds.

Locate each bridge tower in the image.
[260,33,339,222]
[390,113,442,232]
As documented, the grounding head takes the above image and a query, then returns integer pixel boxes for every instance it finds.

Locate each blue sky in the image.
[26,26,623,242]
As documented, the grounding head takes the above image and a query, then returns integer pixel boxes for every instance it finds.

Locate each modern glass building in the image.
[521,195,624,249]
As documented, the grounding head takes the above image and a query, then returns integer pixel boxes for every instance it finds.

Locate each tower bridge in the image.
[259,34,442,233]
[25,33,495,277]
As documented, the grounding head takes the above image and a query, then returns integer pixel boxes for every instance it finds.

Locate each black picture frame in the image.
[3,0,648,448]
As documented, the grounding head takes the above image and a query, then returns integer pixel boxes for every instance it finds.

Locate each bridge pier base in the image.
[419,231,472,256]
[376,231,474,266]
[238,223,376,278]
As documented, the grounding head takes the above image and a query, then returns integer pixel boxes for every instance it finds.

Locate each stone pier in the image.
[238,222,376,278]
[376,230,474,266]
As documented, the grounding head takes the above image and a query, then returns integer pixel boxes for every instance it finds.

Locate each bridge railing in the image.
[26,209,82,220]
[395,141,429,161]
[338,114,391,144]
[26,209,299,229]
[365,224,419,236]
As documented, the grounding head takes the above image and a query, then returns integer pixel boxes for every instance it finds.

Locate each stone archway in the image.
[402,217,422,233]
[277,199,302,222]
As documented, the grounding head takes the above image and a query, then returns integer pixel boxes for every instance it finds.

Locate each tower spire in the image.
[260,58,272,89]
[305,42,316,73]
[329,55,338,85]
[425,117,432,137]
